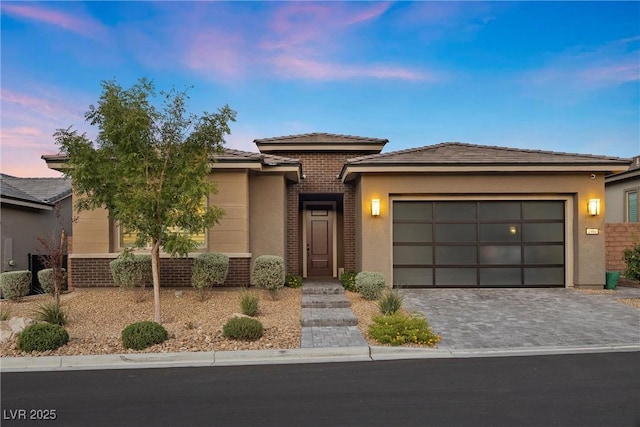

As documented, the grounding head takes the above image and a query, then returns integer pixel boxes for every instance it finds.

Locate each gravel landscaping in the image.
[0,287,305,357]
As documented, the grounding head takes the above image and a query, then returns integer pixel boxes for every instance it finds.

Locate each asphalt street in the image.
[2,352,639,427]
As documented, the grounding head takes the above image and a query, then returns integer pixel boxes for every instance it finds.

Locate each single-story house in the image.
[0,174,72,274]
[43,133,631,289]
[604,155,640,273]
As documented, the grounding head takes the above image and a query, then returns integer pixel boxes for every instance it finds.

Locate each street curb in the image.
[2,344,638,373]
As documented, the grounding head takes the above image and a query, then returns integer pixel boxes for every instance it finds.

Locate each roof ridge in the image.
[254,132,388,143]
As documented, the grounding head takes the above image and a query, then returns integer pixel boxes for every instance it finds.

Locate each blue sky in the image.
[1,1,639,177]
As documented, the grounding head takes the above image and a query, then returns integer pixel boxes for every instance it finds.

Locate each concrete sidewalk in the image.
[2,343,639,373]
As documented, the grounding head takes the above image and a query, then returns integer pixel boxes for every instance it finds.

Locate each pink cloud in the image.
[270,55,429,81]
[1,3,107,41]
[183,30,248,78]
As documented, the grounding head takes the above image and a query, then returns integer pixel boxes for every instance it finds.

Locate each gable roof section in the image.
[1,174,71,210]
[42,149,302,182]
[339,142,632,182]
[255,132,388,154]
[605,155,640,185]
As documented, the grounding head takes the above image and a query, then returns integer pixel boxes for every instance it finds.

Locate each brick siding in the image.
[605,223,640,273]
[280,151,368,275]
[70,256,250,288]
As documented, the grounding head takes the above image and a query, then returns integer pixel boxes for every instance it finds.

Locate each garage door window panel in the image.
[436,268,477,286]
[435,246,477,265]
[435,224,477,242]
[394,223,432,243]
[480,224,521,242]
[393,246,433,265]
[480,268,521,286]
[394,268,433,286]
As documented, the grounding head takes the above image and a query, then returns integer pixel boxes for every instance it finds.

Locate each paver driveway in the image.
[400,287,640,350]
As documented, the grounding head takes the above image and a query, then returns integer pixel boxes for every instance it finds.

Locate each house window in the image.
[626,189,638,222]
[120,227,207,250]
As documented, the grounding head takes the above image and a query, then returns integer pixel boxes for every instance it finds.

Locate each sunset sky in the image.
[1,1,638,177]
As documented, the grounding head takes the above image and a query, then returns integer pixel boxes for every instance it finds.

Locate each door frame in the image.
[302,201,338,278]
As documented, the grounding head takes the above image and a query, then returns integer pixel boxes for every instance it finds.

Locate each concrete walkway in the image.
[401,287,640,350]
[300,279,367,348]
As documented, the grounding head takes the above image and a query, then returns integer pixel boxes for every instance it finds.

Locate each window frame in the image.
[625,187,639,223]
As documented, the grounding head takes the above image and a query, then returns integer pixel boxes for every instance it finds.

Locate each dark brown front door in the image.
[306,208,333,277]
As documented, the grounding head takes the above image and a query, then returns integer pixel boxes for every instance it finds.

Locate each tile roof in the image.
[345,142,632,166]
[215,148,299,165]
[1,174,72,206]
[254,132,388,144]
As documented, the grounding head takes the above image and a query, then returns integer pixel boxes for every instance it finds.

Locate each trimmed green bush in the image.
[368,313,440,346]
[252,255,285,292]
[192,252,230,298]
[1,270,31,300]
[623,243,640,281]
[33,301,68,326]
[239,291,259,317]
[223,316,263,341]
[285,274,303,288]
[121,321,168,350]
[18,323,69,352]
[378,290,404,315]
[355,271,385,300]
[37,268,67,294]
[110,254,152,288]
[340,271,357,292]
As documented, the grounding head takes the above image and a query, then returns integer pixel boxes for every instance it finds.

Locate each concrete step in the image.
[301,308,358,327]
[302,294,351,309]
[302,282,344,295]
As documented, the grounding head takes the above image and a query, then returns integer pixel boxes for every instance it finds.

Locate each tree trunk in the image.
[151,239,162,323]
[55,229,66,307]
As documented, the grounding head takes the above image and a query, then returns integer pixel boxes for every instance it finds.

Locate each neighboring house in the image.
[43,133,631,289]
[0,174,72,275]
[604,155,640,273]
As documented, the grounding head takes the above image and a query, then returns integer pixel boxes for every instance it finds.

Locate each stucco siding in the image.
[249,173,287,266]
[208,170,250,253]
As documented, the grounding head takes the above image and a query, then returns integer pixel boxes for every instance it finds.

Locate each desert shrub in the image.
[121,321,168,350]
[378,290,404,315]
[110,254,152,289]
[37,268,67,294]
[623,243,640,281]
[192,253,230,298]
[17,323,69,352]
[252,255,285,293]
[355,271,385,300]
[33,301,68,326]
[368,313,440,347]
[223,316,263,341]
[0,271,31,300]
[285,274,303,288]
[0,306,10,321]
[340,271,357,292]
[239,291,259,317]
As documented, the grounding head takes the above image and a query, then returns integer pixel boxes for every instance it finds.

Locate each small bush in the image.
[378,290,404,315]
[121,321,168,350]
[18,323,69,352]
[0,306,10,321]
[285,274,303,288]
[192,253,230,299]
[239,291,259,317]
[355,271,385,300]
[0,271,31,300]
[252,255,285,293]
[37,268,67,294]
[623,243,640,281]
[223,316,263,341]
[33,301,68,326]
[110,254,152,289]
[340,271,357,292]
[368,313,440,347]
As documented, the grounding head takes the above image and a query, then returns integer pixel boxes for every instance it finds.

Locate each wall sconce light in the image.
[587,199,600,216]
[371,199,381,217]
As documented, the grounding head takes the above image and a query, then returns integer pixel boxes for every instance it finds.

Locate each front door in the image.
[306,208,333,277]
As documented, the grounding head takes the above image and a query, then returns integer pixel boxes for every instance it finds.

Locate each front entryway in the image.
[305,206,334,277]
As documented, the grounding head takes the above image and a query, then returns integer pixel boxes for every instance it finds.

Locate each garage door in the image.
[393,201,565,288]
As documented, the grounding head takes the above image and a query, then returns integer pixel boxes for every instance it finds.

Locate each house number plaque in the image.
[586,228,599,235]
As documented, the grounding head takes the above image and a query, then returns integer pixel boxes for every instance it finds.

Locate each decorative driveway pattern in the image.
[400,287,640,350]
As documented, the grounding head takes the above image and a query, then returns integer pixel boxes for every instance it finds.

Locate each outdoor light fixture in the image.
[587,199,600,216]
[371,199,381,217]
